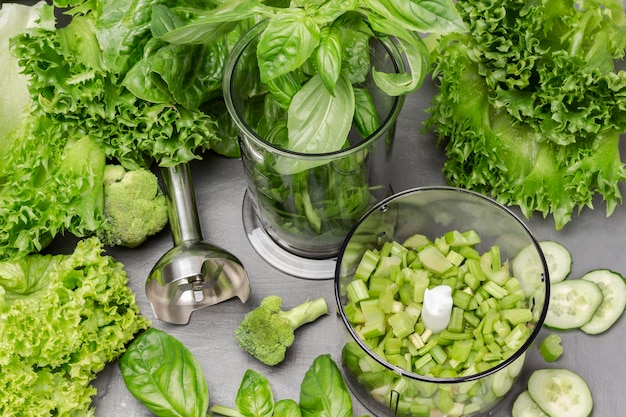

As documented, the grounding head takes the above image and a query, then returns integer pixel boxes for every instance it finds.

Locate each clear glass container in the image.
[334,187,550,416]
[223,19,405,278]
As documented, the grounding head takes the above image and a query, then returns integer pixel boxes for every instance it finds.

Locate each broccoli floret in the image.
[97,164,168,248]
[235,295,329,366]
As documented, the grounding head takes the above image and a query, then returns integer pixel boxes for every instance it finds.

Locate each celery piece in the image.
[374,255,401,279]
[413,353,434,372]
[538,333,563,362]
[447,307,465,333]
[458,245,481,260]
[434,237,450,256]
[384,337,403,355]
[378,282,399,313]
[359,320,386,339]
[444,230,466,246]
[430,344,448,365]
[347,279,370,303]
[482,280,508,299]
[446,249,465,266]
[467,258,487,282]
[452,289,472,310]
[408,332,425,349]
[360,299,384,322]
[389,241,408,258]
[369,276,393,297]
[500,308,533,326]
[448,339,474,362]
[463,311,480,328]
[344,302,365,324]
[388,311,417,339]
[434,389,455,414]
[355,249,380,281]
[418,245,454,274]
[412,271,430,303]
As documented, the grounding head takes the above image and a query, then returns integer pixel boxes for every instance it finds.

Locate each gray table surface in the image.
[70,76,625,416]
[10,1,625,414]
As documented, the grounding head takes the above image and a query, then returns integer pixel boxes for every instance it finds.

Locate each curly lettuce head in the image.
[0,237,150,416]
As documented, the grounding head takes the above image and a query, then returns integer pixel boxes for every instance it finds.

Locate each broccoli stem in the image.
[277,297,328,330]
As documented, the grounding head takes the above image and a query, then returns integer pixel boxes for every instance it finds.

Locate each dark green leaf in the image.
[152,1,269,45]
[235,369,275,417]
[119,328,209,417]
[299,354,353,417]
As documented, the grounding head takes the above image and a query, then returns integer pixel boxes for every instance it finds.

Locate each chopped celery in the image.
[355,249,379,281]
[538,333,563,362]
[418,245,454,274]
[342,229,538,417]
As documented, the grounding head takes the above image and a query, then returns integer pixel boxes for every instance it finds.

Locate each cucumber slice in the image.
[528,369,593,417]
[512,240,571,296]
[539,241,572,283]
[511,390,548,417]
[544,279,603,330]
[580,269,626,335]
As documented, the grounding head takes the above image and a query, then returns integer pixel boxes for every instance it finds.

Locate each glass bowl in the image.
[334,186,549,417]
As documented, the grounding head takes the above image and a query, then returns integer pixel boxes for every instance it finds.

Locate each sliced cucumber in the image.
[528,369,593,417]
[511,390,548,417]
[544,279,603,330]
[512,240,571,296]
[579,269,626,335]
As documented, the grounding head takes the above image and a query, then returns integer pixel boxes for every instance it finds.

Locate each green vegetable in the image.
[210,369,276,417]
[0,0,237,257]
[299,354,353,417]
[211,354,353,417]
[427,0,626,230]
[527,368,593,417]
[120,328,209,417]
[150,0,464,240]
[512,240,572,297]
[97,165,168,248]
[235,296,329,366]
[579,269,626,335]
[544,279,604,330]
[0,237,150,416]
[0,1,50,153]
[511,390,549,417]
[538,333,563,363]
[340,230,543,415]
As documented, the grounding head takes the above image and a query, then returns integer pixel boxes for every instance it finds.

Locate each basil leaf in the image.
[152,1,269,45]
[119,328,209,417]
[353,87,381,137]
[367,13,431,96]
[235,369,275,417]
[316,26,343,94]
[257,9,321,83]
[273,399,302,417]
[362,0,465,33]
[299,354,353,417]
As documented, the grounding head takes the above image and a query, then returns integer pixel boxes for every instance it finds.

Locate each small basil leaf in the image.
[257,9,321,83]
[119,328,209,417]
[299,354,353,417]
[235,369,275,417]
[316,26,343,94]
[273,399,302,417]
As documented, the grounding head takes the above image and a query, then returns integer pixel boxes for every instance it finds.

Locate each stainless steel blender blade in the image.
[146,163,251,325]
